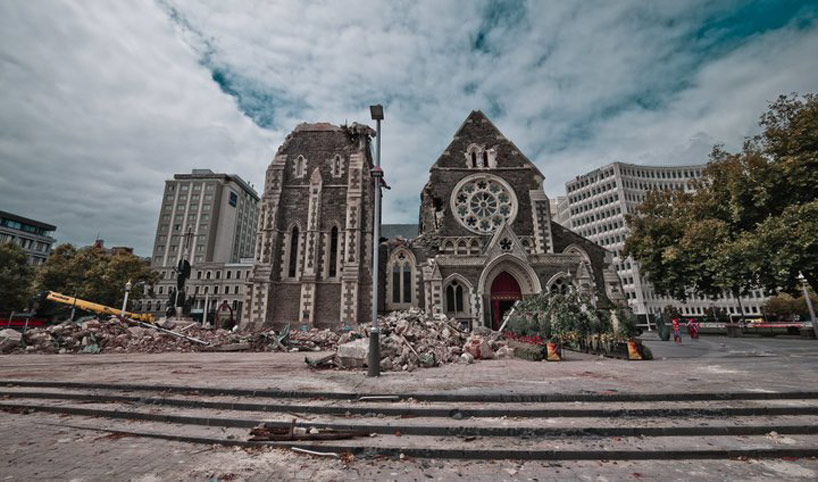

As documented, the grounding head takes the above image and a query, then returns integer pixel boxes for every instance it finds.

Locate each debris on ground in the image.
[3,317,340,355]
[312,309,510,372]
[3,309,509,368]
[0,328,23,352]
[249,421,368,442]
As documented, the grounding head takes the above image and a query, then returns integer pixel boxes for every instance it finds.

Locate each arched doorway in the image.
[490,272,521,330]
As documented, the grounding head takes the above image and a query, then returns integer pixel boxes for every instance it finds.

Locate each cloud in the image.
[1,0,817,256]
[0,1,272,254]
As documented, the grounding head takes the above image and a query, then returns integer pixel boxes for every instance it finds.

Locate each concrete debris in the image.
[0,328,23,352]
[3,318,341,355]
[463,335,495,360]
[316,309,509,372]
[3,310,511,367]
[249,421,368,442]
[336,338,369,368]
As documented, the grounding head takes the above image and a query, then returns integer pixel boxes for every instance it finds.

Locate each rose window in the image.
[451,174,517,234]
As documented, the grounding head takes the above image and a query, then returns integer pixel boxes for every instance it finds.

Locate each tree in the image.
[625,93,818,302]
[764,291,818,321]
[36,243,159,310]
[0,242,35,313]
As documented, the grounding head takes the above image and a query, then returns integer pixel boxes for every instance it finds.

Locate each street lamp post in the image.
[798,273,818,339]
[368,104,384,377]
[121,280,132,318]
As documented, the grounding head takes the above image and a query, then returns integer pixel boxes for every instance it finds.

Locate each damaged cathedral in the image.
[240,111,625,331]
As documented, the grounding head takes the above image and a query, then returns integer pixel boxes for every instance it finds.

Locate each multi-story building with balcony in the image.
[562,162,768,319]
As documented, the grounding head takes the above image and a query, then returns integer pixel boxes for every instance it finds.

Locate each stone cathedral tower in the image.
[241,122,375,331]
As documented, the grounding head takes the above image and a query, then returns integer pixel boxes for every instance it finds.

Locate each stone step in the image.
[5,379,818,403]
[4,388,818,419]
[4,399,818,439]
[15,410,818,461]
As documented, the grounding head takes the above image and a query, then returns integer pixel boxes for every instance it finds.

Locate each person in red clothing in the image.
[672,318,682,343]
[687,318,700,339]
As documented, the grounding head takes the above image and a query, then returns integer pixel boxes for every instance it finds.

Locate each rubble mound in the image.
[4,318,340,355]
[323,309,510,372]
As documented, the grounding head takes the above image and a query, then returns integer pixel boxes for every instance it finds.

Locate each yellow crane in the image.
[46,291,155,323]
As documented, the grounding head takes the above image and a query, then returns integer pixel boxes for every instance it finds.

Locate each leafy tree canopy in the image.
[625,93,818,300]
[36,243,159,310]
[0,242,35,313]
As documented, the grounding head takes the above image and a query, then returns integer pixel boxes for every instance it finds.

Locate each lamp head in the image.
[369,104,384,121]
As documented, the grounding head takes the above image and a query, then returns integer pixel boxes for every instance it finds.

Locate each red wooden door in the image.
[490,272,521,329]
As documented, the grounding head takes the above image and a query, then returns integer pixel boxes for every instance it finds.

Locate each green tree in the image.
[764,290,818,320]
[36,243,158,310]
[0,242,35,312]
[625,93,818,302]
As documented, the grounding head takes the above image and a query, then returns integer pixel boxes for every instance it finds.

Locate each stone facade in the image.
[241,122,376,331]
[242,111,624,331]
[381,111,625,329]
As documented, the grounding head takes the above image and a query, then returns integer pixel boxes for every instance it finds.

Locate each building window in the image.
[549,277,570,295]
[214,286,219,295]
[293,155,307,178]
[331,155,344,178]
[234,286,239,294]
[445,280,466,315]
[329,226,339,277]
[392,263,401,303]
[206,271,211,280]
[288,226,299,277]
[389,250,414,306]
[226,271,232,279]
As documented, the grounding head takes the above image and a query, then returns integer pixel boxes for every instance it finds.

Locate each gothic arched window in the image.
[293,155,307,178]
[330,155,344,178]
[329,226,339,278]
[549,278,570,295]
[392,263,401,303]
[445,280,467,315]
[402,261,411,302]
[389,250,415,306]
[288,226,299,278]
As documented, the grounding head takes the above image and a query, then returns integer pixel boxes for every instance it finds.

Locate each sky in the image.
[1,0,817,256]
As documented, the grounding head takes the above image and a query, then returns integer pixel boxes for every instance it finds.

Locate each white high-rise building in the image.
[562,162,768,319]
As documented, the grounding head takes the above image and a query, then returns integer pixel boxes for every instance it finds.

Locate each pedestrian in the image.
[687,318,699,339]
[672,318,682,343]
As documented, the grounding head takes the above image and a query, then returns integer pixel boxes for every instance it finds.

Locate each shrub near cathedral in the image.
[504,291,652,360]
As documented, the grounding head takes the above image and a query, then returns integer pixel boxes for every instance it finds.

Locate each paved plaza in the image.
[2,334,818,481]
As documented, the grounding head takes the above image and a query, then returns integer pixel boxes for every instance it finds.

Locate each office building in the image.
[0,210,57,265]
[562,162,768,319]
[143,169,260,319]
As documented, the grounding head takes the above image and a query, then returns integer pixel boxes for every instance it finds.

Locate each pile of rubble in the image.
[0,318,341,355]
[314,309,511,372]
[0,310,512,369]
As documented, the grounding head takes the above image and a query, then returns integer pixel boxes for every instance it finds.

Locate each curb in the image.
[4,402,818,438]
[30,422,818,461]
[3,380,818,403]
[3,391,818,419]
